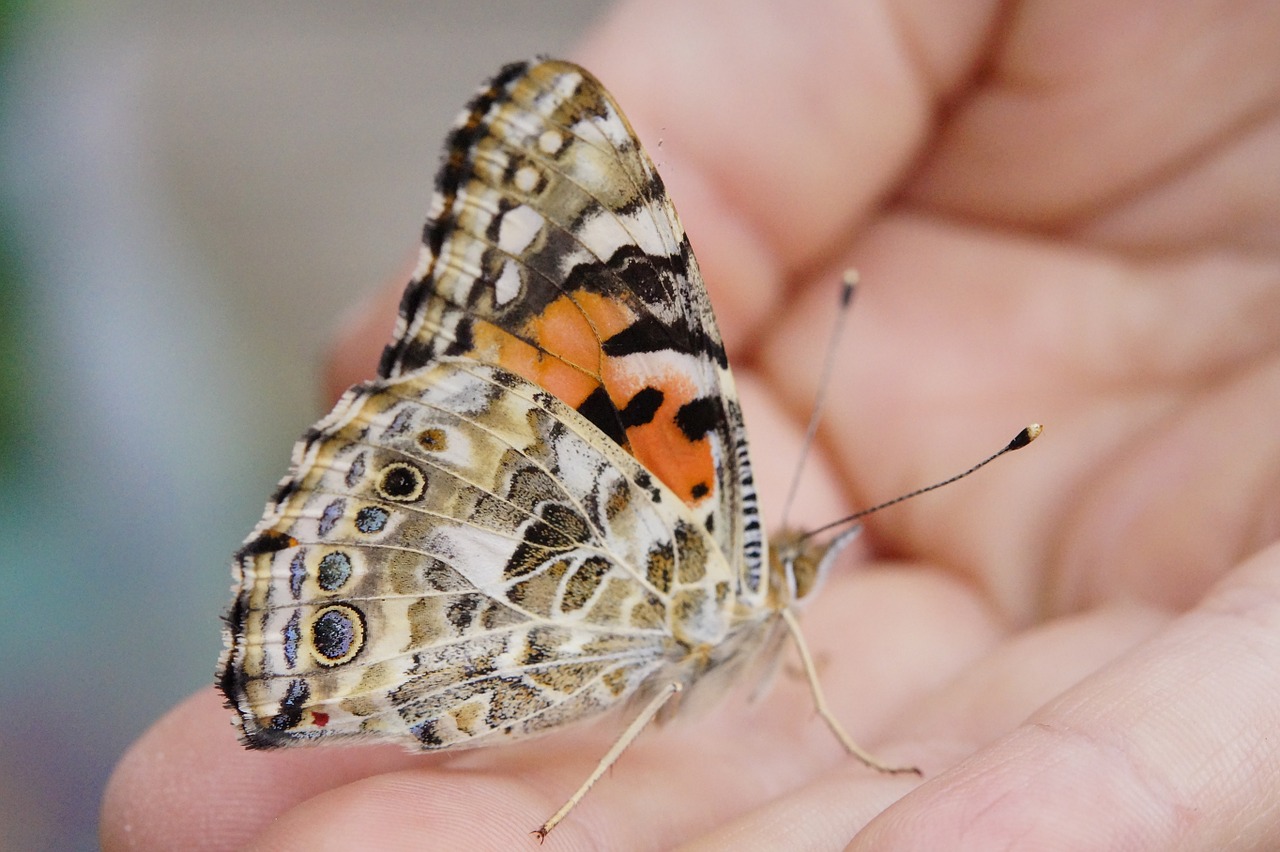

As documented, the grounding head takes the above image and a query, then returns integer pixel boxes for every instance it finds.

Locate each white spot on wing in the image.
[494,262,521,306]
[576,207,668,260]
[538,130,564,156]
[497,204,544,255]
[569,104,632,151]
[549,71,583,103]
[617,349,717,396]
[514,165,540,193]
[432,526,514,589]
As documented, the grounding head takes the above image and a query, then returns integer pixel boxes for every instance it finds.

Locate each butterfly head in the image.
[765,525,861,610]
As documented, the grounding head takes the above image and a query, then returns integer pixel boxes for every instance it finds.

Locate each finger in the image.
[676,593,1166,849]
[906,1,1280,237]
[304,559,965,850]
[100,691,416,850]
[676,767,920,852]
[850,541,1280,850]
[764,211,1280,624]
[757,215,1086,618]
[670,560,1013,851]
[116,678,909,852]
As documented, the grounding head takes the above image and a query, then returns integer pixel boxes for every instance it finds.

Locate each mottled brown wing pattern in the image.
[220,359,739,748]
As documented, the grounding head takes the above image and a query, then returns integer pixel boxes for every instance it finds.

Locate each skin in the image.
[101,0,1280,848]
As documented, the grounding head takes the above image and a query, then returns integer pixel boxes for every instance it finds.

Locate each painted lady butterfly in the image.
[218,58,1014,838]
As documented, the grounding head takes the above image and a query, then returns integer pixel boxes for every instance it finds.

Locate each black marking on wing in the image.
[505,502,593,579]
[674,396,720,442]
[431,61,531,252]
[269,678,310,732]
[236,529,297,559]
[576,386,628,447]
[600,313,672,357]
[619,387,663,428]
[269,478,301,506]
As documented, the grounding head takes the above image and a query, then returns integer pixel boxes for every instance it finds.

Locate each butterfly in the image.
[218,58,925,840]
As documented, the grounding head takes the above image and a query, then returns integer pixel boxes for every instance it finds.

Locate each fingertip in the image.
[99,690,419,850]
[100,691,246,850]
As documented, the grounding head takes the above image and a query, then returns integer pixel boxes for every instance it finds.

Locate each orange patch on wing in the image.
[469,290,633,409]
[471,319,599,405]
[614,368,716,507]
[533,292,632,379]
[471,289,715,508]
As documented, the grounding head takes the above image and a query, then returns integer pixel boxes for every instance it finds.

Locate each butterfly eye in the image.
[788,551,820,600]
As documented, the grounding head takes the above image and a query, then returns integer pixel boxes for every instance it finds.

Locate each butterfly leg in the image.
[780,608,920,776]
[533,680,684,842]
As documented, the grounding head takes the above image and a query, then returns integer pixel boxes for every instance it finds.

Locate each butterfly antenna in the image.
[779,270,858,531]
[800,423,1043,543]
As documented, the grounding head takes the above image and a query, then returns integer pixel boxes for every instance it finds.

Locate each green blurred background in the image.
[0,2,609,847]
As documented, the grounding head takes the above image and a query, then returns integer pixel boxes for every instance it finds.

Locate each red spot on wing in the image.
[312,712,329,727]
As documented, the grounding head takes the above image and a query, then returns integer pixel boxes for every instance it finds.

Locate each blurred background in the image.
[0,2,610,847]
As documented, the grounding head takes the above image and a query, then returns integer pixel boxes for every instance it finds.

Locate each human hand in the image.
[102,1,1280,848]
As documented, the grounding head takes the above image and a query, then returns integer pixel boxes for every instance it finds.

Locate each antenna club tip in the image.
[1009,423,1043,450]
[839,269,859,305]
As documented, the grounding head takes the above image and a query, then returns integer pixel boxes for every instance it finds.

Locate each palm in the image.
[103,3,1280,849]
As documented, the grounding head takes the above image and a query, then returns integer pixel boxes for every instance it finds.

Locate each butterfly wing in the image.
[220,59,772,749]
[220,359,736,747]
[378,60,766,602]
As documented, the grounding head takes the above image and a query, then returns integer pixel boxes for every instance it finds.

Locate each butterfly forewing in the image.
[377,60,765,601]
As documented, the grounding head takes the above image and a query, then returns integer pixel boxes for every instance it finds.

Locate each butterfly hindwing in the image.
[221,359,739,747]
